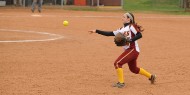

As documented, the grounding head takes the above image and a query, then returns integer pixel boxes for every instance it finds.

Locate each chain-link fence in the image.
[3,0,122,7]
[5,0,76,6]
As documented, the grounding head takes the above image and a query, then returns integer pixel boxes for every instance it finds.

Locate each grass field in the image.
[123,0,190,14]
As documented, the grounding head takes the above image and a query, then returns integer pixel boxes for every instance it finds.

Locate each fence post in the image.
[184,0,187,11]
[23,0,25,7]
[97,0,99,6]
[180,0,183,8]
[61,0,63,7]
[91,0,94,6]
[121,0,123,9]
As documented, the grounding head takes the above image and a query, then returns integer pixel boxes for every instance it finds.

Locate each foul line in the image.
[0,29,64,43]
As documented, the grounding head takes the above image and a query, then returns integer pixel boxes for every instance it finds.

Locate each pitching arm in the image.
[96,30,115,36]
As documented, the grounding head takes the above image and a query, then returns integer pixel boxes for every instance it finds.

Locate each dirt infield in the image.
[0,9,190,95]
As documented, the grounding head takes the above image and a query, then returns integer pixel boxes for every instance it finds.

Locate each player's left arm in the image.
[128,25,142,42]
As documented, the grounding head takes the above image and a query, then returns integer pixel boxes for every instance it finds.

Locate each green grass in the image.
[123,0,189,14]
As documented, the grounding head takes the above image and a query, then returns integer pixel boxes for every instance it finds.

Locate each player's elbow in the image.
[140,33,142,38]
[137,32,142,38]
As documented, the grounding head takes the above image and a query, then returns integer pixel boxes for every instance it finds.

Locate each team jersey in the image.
[113,24,140,52]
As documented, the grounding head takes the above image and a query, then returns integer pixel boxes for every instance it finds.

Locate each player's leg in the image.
[128,59,140,74]
[127,51,156,84]
[128,60,156,84]
[113,56,125,88]
[139,68,156,84]
[113,49,135,88]
[112,68,125,88]
[38,0,43,13]
[31,0,37,12]
[128,51,156,84]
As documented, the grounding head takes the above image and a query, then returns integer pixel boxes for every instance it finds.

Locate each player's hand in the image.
[88,30,96,34]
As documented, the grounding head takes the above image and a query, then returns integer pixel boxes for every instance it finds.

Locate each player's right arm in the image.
[88,30,114,36]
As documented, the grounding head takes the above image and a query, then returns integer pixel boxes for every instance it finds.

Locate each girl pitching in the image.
[89,12,156,88]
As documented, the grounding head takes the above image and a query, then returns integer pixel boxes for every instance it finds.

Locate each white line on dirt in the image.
[0,29,64,43]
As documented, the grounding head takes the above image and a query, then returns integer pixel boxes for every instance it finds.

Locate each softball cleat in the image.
[112,82,125,88]
[149,74,156,84]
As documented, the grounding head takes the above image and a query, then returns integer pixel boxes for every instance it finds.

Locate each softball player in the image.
[31,0,43,13]
[89,12,156,88]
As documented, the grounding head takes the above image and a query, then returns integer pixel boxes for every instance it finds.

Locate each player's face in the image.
[122,15,130,24]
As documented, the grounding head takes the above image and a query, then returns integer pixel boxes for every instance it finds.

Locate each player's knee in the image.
[114,62,123,69]
[129,68,139,74]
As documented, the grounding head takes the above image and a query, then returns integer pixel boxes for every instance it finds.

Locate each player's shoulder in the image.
[131,23,144,32]
[129,24,136,28]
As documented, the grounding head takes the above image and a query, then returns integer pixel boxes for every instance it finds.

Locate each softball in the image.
[63,20,69,26]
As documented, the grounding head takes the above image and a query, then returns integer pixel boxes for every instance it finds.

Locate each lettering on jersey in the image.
[124,31,129,36]
[123,31,131,39]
